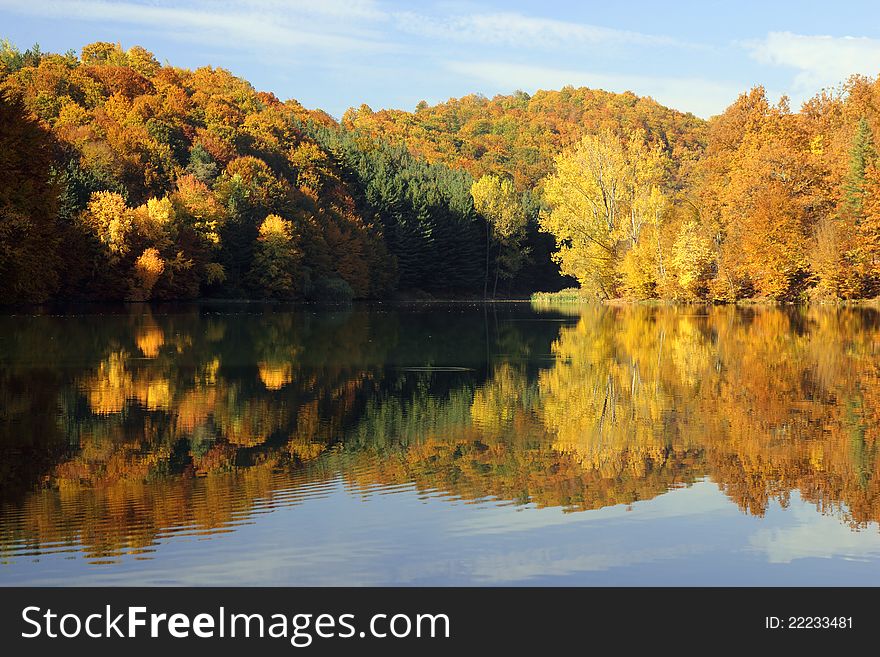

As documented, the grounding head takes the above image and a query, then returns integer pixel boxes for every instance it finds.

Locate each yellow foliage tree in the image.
[540,129,670,298]
[133,196,174,243]
[249,214,302,299]
[471,174,527,297]
[131,247,165,301]
[670,221,715,299]
[84,191,133,257]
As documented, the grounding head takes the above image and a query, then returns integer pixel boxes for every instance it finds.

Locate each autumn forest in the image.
[3,40,880,304]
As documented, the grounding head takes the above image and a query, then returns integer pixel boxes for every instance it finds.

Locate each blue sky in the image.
[2,0,880,119]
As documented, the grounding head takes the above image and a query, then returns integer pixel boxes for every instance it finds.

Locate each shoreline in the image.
[3,294,880,312]
[530,289,880,308]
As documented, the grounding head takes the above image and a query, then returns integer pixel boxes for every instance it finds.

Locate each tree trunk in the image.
[484,221,490,299]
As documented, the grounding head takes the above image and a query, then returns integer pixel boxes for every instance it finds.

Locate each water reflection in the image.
[1,303,879,582]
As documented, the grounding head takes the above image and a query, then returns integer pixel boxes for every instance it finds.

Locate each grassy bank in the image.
[530,288,593,304]
[530,288,880,307]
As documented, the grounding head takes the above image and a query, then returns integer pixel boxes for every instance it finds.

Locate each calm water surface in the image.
[2,302,880,585]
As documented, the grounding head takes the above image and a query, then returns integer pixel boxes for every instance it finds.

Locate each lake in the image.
[2,302,880,585]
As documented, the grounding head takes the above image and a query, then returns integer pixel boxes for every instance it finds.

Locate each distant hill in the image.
[343,87,707,189]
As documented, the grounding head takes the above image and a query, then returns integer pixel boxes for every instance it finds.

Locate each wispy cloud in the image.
[234,0,386,21]
[0,1,695,68]
[0,0,394,53]
[746,31,880,91]
[750,502,880,564]
[8,2,685,55]
[446,60,741,118]
[0,0,725,116]
[393,10,681,50]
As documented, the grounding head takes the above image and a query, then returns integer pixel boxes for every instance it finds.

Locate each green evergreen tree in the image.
[186,144,219,183]
[845,117,877,215]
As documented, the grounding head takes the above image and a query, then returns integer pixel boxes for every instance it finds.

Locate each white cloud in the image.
[393,10,680,50]
[749,502,880,563]
[466,543,708,583]
[449,479,733,537]
[746,31,880,91]
[235,0,385,21]
[0,1,691,54]
[0,1,728,116]
[0,0,394,53]
[446,60,741,118]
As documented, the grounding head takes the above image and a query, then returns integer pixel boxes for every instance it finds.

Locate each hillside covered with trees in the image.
[348,79,880,303]
[3,40,880,303]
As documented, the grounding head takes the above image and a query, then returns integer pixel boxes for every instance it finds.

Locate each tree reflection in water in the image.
[1,303,879,565]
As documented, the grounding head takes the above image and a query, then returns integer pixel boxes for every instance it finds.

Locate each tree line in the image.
[3,40,880,303]
[0,40,566,304]
[349,82,880,302]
